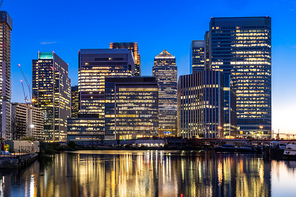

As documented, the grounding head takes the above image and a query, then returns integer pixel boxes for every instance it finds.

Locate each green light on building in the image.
[38,52,53,59]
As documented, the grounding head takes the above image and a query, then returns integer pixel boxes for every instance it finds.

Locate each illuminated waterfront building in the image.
[32,52,71,142]
[110,42,141,76]
[67,117,105,141]
[0,11,12,139]
[79,49,135,116]
[190,40,205,74]
[71,85,79,118]
[11,103,44,140]
[69,49,135,141]
[105,77,158,140]
[177,70,225,138]
[153,50,177,136]
[209,17,271,137]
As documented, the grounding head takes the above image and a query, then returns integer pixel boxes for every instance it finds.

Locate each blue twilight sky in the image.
[4,0,296,134]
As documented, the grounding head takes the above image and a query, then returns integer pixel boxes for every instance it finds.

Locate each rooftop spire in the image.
[155,49,175,58]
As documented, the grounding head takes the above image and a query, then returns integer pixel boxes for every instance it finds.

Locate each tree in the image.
[67,141,76,149]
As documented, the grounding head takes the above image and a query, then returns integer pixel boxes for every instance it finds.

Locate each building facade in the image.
[110,42,141,76]
[67,118,104,141]
[105,77,158,140]
[32,52,71,142]
[178,70,224,138]
[73,49,135,140]
[11,103,44,140]
[153,50,177,136]
[209,17,271,137]
[71,85,79,118]
[0,11,12,139]
[190,40,205,74]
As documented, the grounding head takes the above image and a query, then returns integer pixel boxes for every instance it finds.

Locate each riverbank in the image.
[0,153,39,169]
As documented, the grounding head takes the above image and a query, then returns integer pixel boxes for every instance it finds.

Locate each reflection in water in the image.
[0,150,294,197]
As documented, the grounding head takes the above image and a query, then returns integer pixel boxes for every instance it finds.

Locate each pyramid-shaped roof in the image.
[155,49,175,59]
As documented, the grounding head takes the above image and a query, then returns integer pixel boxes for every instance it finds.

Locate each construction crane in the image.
[17,64,32,101]
[20,80,28,103]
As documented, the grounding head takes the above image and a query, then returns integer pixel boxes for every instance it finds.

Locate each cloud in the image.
[40,41,57,45]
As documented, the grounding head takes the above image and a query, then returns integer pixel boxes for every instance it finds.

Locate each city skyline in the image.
[3,0,296,134]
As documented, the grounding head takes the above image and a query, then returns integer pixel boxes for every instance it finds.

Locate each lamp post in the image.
[218,126,222,139]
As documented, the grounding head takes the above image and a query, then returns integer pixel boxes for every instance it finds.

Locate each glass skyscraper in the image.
[110,42,141,76]
[105,77,158,140]
[73,49,135,140]
[209,17,271,137]
[153,50,177,136]
[0,11,12,139]
[32,52,71,142]
[190,40,205,74]
[71,85,79,118]
[178,70,224,138]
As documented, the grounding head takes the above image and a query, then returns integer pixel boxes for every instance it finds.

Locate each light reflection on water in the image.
[0,150,295,196]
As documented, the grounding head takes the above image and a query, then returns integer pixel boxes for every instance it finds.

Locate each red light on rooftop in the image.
[51,67,54,70]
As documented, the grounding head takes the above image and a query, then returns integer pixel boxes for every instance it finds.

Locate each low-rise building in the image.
[11,103,44,140]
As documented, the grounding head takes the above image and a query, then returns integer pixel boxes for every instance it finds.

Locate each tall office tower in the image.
[32,52,71,142]
[178,70,224,138]
[105,77,158,140]
[71,85,79,118]
[110,42,141,76]
[209,17,271,137]
[11,103,44,140]
[153,50,177,136]
[0,11,12,139]
[204,31,210,70]
[190,40,205,74]
[77,49,135,140]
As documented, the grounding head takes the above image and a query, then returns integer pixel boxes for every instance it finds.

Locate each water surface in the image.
[0,150,295,197]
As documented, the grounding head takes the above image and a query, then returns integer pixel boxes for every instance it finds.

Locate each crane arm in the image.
[17,64,31,100]
[21,80,28,103]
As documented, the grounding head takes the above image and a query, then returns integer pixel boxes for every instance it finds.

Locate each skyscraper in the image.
[178,70,224,138]
[76,49,135,140]
[153,50,177,136]
[32,52,71,142]
[0,11,12,139]
[105,77,158,140]
[190,40,205,74]
[71,85,79,118]
[110,42,141,76]
[209,17,271,137]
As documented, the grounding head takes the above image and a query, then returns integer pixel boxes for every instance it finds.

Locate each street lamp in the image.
[259,126,263,138]
[218,126,222,139]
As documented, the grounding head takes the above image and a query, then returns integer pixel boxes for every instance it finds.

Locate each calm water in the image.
[0,150,295,197]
